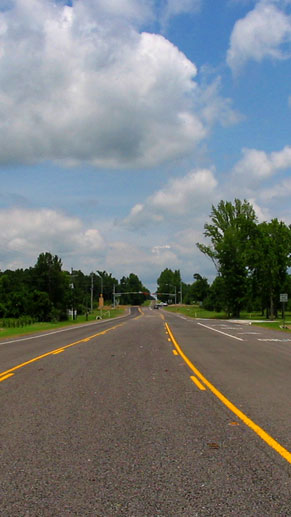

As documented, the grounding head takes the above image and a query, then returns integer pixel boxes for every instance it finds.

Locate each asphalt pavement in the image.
[0,307,290,516]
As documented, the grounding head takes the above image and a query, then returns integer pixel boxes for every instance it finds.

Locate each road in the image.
[0,307,290,516]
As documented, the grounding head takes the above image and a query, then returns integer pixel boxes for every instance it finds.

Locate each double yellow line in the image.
[166,322,291,465]
[0,322,124,382]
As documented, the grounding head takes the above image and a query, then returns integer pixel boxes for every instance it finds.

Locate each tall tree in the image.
[191,273,210,303]
[96,270,118,304]
[248,219,291,318]
[31,252,69,320]
[157,268,181,304]
[197,199,257,317]
[118,274,149,305]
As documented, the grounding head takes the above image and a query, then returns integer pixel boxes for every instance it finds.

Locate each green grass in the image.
[252,321,291,332]
[165,305,228,319]
[0,307,126,339]
[165,305,291,332]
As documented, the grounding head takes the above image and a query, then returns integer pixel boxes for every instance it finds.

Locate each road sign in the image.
[280,293,288,303]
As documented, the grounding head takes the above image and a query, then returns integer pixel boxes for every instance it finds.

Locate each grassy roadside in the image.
[165,305,291,332]
[0,306,127,339]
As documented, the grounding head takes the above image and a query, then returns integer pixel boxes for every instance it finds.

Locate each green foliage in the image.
[156,268,181,303]
[197,199,291,318]
[248,219,291,318]
[0,252,150,321]
[197,199,258,317]
[118,273,149,305]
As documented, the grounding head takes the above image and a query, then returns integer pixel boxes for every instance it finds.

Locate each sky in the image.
[0,0,291,292]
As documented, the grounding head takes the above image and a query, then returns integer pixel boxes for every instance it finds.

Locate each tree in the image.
[31,252,69,320]
[118,274,149,305]
[248,219,291,318]
[197,199,257,317]
[156,268,181,304]
[96,270,118,305]
[191,273,210,303]
[203,276,225,312]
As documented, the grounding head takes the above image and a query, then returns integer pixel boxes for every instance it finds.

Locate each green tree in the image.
[190,273,210,303]
[156,268,181,304]
[197,199,257,317]
[203,276,225,312]
[96,270,119,305]
[31,252,69,320]
[118,274,149,305]
[248,219,291,318]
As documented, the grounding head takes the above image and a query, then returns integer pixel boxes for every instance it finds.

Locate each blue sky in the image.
[0,0,290,291]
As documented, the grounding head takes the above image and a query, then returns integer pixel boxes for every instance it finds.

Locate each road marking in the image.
[172,350,178,355]
[197,322,243,341]
[52,349,65,354]
[165,322,291,465]
[258,338,291,342]
[0,373,14,382]
[237,332,261,335]
[190,375,206,391]
[0,322,125,380]
[0,319,126,346]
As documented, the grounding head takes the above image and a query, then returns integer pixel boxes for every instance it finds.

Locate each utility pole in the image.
[113,283,116,308]
[180,281,183,304]
[71,268,75,320]
[90,272,94,312]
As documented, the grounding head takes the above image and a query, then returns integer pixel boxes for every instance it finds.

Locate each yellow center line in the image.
[190,375,206,391]
[172,349,178,355]
[0,373,14,382]
[165,322,291,465]
[0,322,125,379]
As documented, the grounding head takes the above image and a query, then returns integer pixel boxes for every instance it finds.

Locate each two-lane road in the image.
[0,307,290,516]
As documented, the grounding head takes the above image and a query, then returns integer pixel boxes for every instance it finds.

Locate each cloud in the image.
[247,197,270,221]
[233,146,291,182]
[227,0,291,73]
[0,0,240,169]
[122,168,218,228]
[260,178,291,201]
[0,0,200,168]
[0,208,105,271]
[160,0,201,28]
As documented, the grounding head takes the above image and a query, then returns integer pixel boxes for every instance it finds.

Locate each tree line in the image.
[156,199,291,319]
[0,252,150,322]
[1,199,290,322]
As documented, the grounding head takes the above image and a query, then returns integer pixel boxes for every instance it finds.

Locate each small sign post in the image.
[280,294,288,326]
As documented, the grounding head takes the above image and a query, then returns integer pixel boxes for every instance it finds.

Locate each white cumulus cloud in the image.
[160,0,201,28]
[0,208,105,271]
[227,0,291,73]
[233,146,291,181]
[0,0,240,169]
[122,168,218,228]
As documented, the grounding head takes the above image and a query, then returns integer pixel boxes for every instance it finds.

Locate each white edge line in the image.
[0,316,125,347]
[0,309,133,347]
[197,322,243,341]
